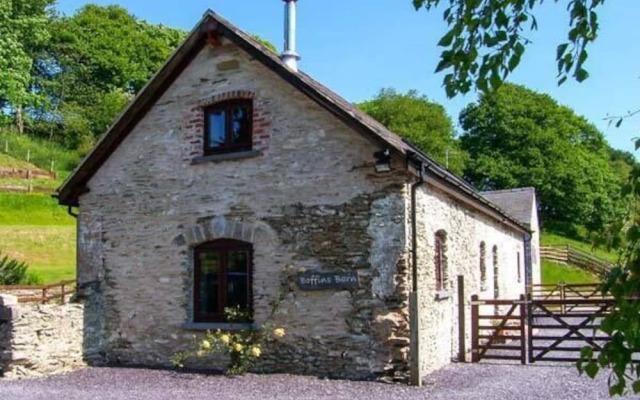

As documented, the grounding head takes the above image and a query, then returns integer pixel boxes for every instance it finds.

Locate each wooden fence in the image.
[0,279,76,304]
[540,245,613,277]
[527,282,608,313]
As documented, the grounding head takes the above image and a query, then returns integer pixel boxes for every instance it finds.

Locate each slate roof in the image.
[55,9,529,233]
[481,187,537,228]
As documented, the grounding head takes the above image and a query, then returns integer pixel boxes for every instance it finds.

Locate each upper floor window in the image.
[193,239,252,323]
[204,100,253,155]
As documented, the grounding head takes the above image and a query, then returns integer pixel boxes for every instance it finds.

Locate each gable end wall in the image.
[75,39,412,379]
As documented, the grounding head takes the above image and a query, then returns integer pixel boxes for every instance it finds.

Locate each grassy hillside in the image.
[541,259,600,285]
[0,130,81,178]
[541,232,619,262]
[540,232,618,285]
[0,143,77,284]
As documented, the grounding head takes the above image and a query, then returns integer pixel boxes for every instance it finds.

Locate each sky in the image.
[56,0,640,154]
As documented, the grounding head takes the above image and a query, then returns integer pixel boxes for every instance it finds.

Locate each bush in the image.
[0,252,30,285]
[173,307,286,375]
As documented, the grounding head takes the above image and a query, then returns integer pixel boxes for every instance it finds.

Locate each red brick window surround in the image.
[189,90,271,163]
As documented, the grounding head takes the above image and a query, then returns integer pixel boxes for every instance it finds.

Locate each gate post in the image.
[457,275,466,362]
[560,282,566,314]
[527,292,534,363]
[471,294,479,362]
[519,294,527,364]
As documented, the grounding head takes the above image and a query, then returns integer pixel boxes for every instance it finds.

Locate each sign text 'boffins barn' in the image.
[296,271,359,290]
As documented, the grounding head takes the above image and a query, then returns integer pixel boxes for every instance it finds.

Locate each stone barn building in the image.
[55,6,539,383]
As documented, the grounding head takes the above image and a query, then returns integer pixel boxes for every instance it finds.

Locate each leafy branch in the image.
[413,0,607,97]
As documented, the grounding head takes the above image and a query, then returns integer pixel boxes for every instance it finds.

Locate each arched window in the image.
[435,230,448,291]
[479,242,487,291]
[492,245,499,298]
[194,239,252,322]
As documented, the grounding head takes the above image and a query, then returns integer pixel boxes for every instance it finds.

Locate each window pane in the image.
[228,250,248,272]
[207,110,226,149]
[227,249,249,313]
[227,273,248,310]
[229,105,251,146]
[198,252,220,316]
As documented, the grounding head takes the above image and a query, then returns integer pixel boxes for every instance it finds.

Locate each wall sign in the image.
[296,271,359,290]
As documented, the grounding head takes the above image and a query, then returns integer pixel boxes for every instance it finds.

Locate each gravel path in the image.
[0,363,628,400]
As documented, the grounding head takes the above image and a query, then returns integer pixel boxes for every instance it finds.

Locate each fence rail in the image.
[540,245,614,277]
[0,279,76,304]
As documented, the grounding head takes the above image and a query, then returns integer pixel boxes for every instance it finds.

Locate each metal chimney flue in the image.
[281,0,300,71]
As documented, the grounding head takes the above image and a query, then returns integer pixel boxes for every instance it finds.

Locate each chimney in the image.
[281,0,300,71]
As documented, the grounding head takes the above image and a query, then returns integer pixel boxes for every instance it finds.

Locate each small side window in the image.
[435,230,448,291]
[479,241,487,291]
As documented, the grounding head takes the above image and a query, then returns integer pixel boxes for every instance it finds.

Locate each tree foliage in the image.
[358,88,465,174]
[0,0,54,131]
[412,0,606,97]
[460,83,622,233]
[32,5,186,146]
[411,0,639,395]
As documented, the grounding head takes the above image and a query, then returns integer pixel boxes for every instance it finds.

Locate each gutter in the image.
[51,192,78,218]
[408,153,424,292]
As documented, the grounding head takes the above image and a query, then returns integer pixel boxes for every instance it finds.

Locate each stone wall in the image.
[0,294,84,379]
[76,38,412,379]
[414,184,526,377]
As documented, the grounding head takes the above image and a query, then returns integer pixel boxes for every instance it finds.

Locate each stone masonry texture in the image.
[0,302,84,379]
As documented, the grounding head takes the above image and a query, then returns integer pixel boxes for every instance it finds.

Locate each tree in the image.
[33,5,186,146]
[358,88,465,174]
[411,0,639,395]
[460,83,621,233]
[0,0,54,133]
[412,0,605,97]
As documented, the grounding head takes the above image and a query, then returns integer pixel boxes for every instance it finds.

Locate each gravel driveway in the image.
[0,362,628,400]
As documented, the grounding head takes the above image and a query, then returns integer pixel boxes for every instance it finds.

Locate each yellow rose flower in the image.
[201,340,212,350]
[273,328,285,338]
[220,334,230,345]
[250,346,261,357]
[233,343,244,352]
[196,350,205,357]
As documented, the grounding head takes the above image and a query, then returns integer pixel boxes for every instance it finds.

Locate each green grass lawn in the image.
[0,192,74,225]
[0,177,61,191]
[0,225,76,283]
[541,232,619,262]
[541,259,600,285]
[0,192,76,284]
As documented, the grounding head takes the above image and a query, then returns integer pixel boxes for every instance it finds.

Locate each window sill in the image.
[191,150,262,165]
[435,290,451,301]
[182,322,256,331]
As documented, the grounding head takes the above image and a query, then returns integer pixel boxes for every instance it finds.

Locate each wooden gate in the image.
[470,284,614,364]
[470,294,527,363]
[527,297,614,363]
